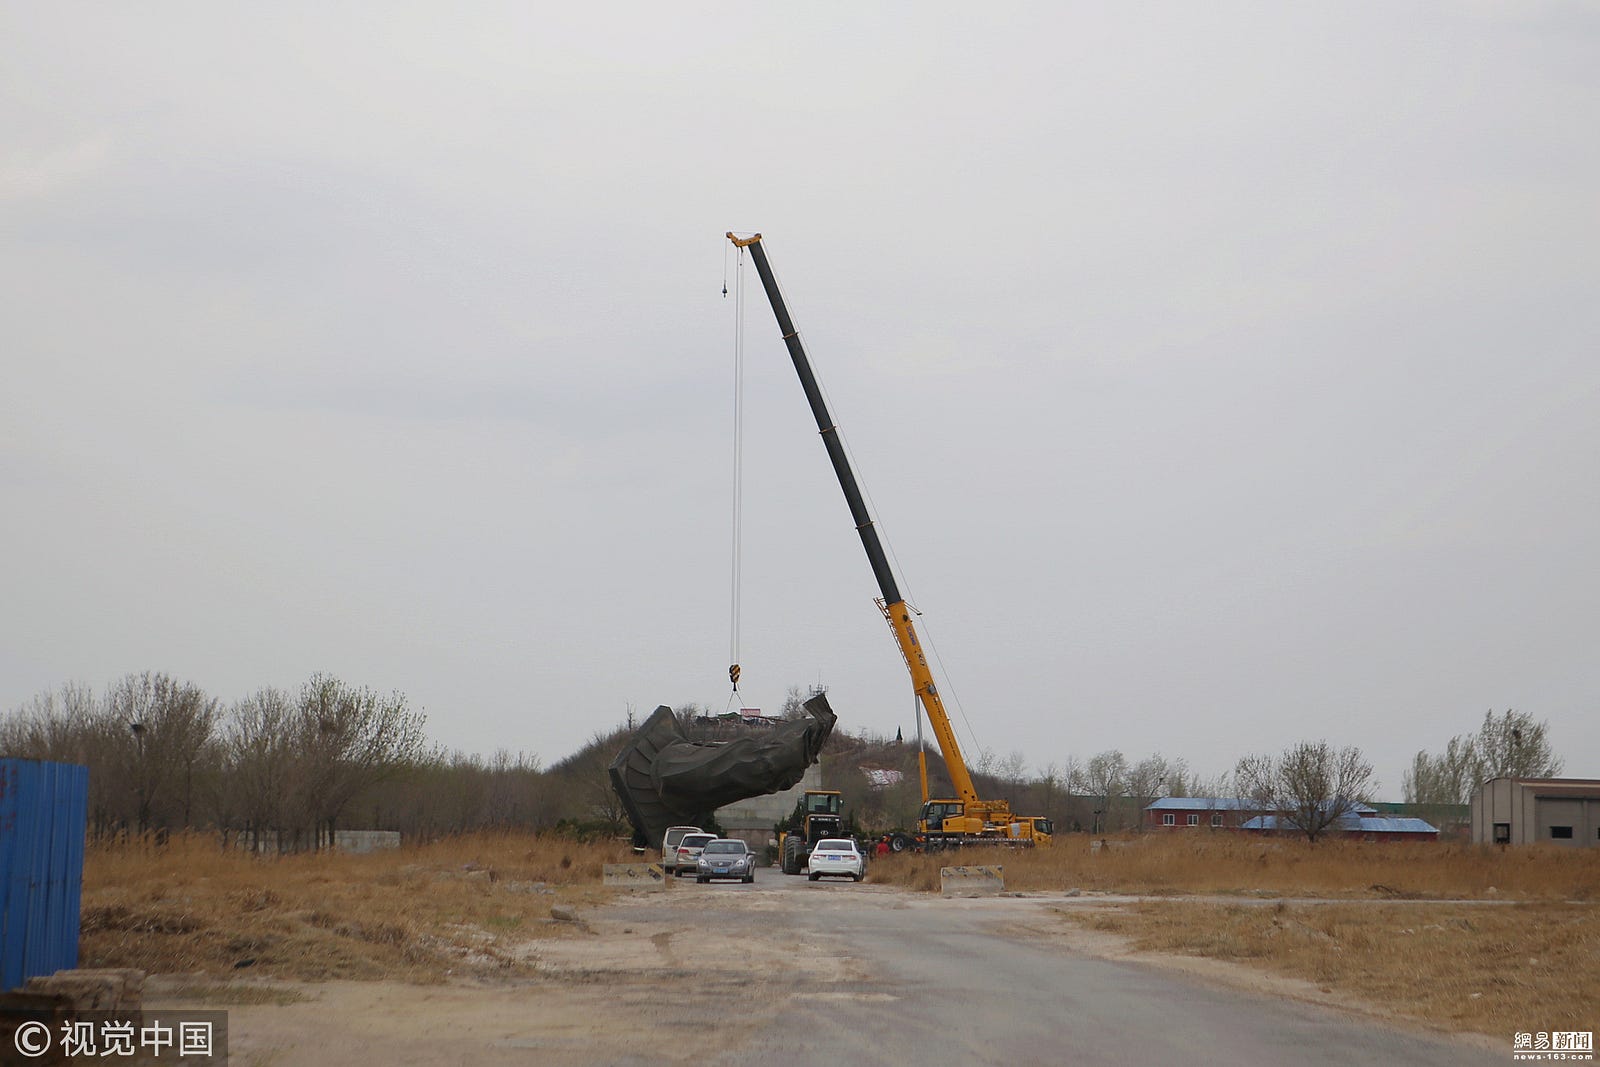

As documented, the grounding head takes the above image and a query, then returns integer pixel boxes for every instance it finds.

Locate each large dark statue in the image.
[608,692,836,848]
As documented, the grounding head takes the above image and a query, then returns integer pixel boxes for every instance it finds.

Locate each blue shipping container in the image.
[0,759,89,990]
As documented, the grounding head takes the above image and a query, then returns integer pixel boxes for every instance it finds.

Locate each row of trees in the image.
[811,727,1360,841]
[3,673,1560,848]
[2,673,428,848]
[822,710,1557,843]
[1403,709,1563,806]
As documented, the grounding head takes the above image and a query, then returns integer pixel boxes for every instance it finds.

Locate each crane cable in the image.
[816,366,990,761]
[725,242,746,706]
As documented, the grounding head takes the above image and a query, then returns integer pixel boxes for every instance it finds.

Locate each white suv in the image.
[661,826,702,875]
[670,833,717,877]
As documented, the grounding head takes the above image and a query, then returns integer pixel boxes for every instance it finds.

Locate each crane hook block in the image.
[729,664,741,686]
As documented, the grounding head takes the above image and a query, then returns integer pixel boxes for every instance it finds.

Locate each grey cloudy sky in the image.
[4,4,1596,796]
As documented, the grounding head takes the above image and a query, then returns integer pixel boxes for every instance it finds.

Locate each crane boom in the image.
[731,232,980,809]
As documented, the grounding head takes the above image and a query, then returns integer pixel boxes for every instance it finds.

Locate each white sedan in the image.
[807,839,865,882]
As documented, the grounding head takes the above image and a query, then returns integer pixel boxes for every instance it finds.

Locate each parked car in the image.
[807,838,865,882]
[695,839,756,884]
[671,832,717,877]
[661,826,702,875]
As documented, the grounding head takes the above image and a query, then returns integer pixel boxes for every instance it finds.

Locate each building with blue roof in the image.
[1144,797,1438,840]
[1239,813,1439,841]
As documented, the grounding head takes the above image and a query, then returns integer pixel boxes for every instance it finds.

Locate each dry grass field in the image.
[1057,900,1599,1039]
[866,832,1600,900]
[81,833,636,983]
[81,830,1599,1043]
[865,834,1599,1039]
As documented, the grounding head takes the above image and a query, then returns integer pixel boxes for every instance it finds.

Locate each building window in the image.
[1550,826,1573,840]
[1212,813,1223,828]
[1187,814,1199,826]
[1162,813,1175,826]
[1493,823,1510,844]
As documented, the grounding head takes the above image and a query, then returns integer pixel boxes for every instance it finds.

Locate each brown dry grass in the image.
[866,833,1600,900]
[81,833,637,982]
[1059,900,1599,1039]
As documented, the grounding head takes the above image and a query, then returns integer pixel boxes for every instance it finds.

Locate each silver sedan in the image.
[695,839,757,884]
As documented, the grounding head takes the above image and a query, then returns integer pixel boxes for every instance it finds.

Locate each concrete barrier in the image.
[940,865,1005,896]
[602,863,667,889]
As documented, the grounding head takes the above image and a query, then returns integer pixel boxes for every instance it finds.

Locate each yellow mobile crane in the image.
[730,233,1053,853]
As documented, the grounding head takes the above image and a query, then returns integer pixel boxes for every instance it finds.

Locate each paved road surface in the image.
[621,868,1500,1067]
[211,866,1505,1066]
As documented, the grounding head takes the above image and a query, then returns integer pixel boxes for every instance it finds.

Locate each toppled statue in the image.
[608,692,837,849]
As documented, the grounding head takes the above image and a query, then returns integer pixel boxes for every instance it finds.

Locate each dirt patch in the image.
[155,886,880,1067]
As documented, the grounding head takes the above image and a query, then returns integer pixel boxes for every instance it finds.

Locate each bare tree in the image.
[1473,709,1562,781]
[779,687,807,720]
[1161,758,1197,799]
[105,672,220,834]
[1084,750,1127,832]
[222,687,298,851]
[1125,755,1171,824]
[998,750,1029,790]
[0,682,126,835]
[1402,734,1477,806]
[292,675,427,849]
[1235,741,1375,843]
[1037,762,1062,826]
[549,725,634,835]
[1405,709,1562,807]
[0,682,99,762]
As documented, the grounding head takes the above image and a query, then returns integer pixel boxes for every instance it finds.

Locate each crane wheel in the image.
[888,833,912,854]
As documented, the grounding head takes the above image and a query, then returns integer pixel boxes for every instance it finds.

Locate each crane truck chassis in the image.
[731,232,1053,852]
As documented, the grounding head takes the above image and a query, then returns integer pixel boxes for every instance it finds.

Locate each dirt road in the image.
[174,869,1503,1066]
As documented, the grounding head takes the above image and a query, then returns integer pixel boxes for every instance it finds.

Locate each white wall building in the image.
[1470,777,1600,847]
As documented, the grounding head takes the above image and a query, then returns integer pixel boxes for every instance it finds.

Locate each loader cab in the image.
[805,791,843,816]
[800,790,843,844]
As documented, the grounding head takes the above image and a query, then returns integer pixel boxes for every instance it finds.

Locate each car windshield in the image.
[703,841,743,854]
[816,840,855,852]
[682,835,714,848]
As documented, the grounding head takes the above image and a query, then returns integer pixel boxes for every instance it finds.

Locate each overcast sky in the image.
[4,4,1596,797]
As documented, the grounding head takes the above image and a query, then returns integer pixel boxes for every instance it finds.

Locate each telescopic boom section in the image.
[730,232,980,809]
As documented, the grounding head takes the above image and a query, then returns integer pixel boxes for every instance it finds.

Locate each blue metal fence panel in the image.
[0,758,89,990]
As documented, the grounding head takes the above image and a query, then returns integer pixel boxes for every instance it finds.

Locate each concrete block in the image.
[23,968,144,1013]
[333,830,401,853]
[940,865,1005,897]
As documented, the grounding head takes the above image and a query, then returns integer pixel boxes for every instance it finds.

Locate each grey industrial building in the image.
[1470,777,1600,847]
